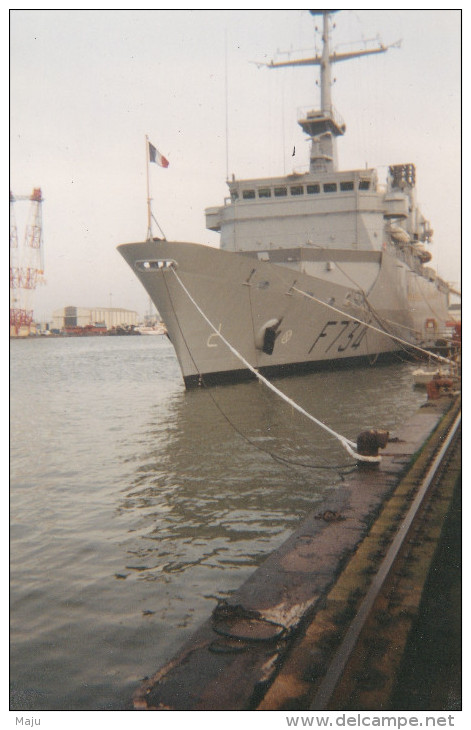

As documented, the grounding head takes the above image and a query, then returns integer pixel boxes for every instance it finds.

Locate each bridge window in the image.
[340,181,354,191]
[242,190,255,199]
[258,188,271,198]
[307,184,320,194]
[290,185,304,196]
[359,180,371,191]
[323,183,337,193]
[274,187,287,197]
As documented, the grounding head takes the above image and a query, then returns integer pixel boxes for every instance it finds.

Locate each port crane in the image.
[10,188,45,336]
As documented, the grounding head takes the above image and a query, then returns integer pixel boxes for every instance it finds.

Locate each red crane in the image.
[10,188,45,336]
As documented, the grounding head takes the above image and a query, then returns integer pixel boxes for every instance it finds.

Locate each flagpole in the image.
[145,135,152,241]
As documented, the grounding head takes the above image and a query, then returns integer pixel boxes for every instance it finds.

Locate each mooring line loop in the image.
[170,268,381,463]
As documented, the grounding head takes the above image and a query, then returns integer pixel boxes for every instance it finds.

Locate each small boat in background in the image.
[412,368,440,387]
[135,322,168,336]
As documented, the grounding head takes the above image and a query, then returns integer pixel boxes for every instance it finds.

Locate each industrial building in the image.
[52,306,138,332]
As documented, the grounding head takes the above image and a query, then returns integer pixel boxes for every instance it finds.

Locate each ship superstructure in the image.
[118,10,451,387]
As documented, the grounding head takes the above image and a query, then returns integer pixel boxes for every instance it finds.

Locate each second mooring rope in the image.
[292,287,456,368]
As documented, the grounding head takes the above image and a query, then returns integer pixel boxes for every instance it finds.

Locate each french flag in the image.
[148,141,169,168]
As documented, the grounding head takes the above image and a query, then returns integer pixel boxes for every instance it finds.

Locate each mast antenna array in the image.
[261,10,400,173]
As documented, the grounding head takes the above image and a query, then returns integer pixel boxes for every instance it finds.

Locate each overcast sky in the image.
[10,7,461,321]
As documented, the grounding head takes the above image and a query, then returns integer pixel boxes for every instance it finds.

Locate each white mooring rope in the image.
[170,268,381,464]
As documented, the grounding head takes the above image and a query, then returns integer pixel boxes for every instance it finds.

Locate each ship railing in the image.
[297,104,345,131]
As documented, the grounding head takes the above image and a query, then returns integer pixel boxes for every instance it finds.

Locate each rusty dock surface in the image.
[133,394,461,711]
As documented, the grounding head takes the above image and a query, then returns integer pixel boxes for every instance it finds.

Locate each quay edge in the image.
[132,394,461,711]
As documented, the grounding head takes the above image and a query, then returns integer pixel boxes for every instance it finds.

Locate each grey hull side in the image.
[117,239,447,386]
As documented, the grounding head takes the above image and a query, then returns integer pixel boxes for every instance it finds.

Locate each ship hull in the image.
[118,239,449,387]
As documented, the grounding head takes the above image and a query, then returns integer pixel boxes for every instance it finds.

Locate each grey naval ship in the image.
[118,10,452,388]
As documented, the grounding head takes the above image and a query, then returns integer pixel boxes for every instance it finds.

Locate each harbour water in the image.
[10,336,427,711]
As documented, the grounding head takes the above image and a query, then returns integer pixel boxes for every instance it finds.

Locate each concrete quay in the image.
[133,394,461,711]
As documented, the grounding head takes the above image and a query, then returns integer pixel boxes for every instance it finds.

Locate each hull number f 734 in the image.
[308,320,368,355]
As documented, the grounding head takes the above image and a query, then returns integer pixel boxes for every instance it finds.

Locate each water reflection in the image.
[118,362,426,585]
[10,337,427,709]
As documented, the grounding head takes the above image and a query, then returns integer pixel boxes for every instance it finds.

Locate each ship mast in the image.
[266,10,397,174]
[319,8,333,116]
